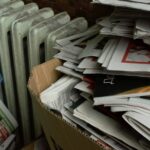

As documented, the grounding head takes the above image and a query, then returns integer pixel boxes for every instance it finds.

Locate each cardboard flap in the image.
[28,58,62,96]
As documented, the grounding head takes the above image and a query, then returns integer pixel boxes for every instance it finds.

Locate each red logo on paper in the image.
[122,40,150,64]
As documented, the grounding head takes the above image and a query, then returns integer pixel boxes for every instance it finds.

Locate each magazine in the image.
[93,75,150,105]
[107,38,150,72]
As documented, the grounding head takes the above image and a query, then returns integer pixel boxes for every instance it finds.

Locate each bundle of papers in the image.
[98,17,134,38]
[0,134,16,150]
[94,75,150,102]
[40,76,79,114]
[94,97,150,142]
[63,96,134,150]
[92,0,150,11]
[98,8,150,46]
[53,19,150,76]
[0,100,18,144]
[73,100,148,150]
[40,11,150,149]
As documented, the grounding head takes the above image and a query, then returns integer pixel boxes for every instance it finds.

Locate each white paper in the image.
[63,62,84,72]
[74,81,93,95]
[92,0,150,11]
[74,101,145,150]
[0,134,16,150]
[40,76,79,113]
[123,111,150,142]
[78,35,105,59]
[107,38,150,72]
[78,57,100,69]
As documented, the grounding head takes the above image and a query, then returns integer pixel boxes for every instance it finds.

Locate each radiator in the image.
[11,7,54,143]
[0,0,88,145]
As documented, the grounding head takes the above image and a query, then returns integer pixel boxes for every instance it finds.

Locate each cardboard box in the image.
[22,143,34,150]
[22,137,49,150]
[28,58,106,150]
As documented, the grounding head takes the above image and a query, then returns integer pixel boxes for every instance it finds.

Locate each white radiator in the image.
[11,7,54,143]
[0,0,88,145]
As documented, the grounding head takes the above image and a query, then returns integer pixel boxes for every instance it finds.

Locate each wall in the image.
[24,0,113,24]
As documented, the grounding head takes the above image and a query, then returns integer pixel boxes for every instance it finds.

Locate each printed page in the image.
[107,38,150,72]
[74,81,94,95]
[78,57,100,69]
[0,101,18,143]
[40,76,79,113]
[92,0,150,11]
[0,134,15,150]
[73,101,145,150]
[123,111,150,142]
[78,35,106,59]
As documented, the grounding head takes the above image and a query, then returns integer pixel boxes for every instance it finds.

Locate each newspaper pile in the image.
[92,0,150,11]
[39,14,150,149]
[0,73,17,150]
[0,100,18,149]
[99,8,150,45]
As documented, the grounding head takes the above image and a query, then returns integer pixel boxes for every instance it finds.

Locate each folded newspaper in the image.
[40,76,79,114]
[0,101,18,144]
[0,134,16,150]
[40,13,150,149]
[92,0,150,11]
[95,97,150,142]
[73,100,147,150]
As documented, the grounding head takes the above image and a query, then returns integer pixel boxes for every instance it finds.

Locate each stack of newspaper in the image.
[0,100,18,149]
[40,9,150,150]
[92,0,150,11]
[0,134,16,150]
[99,8,150,45]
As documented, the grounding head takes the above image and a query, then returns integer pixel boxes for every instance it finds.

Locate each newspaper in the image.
[98,17,134,38]
[112,8,150,19]
[56,66,94,84]
[98,39,116,64]
[94,97,150,107]
[40,76,79,113]
[0,134,16,150]
[54,52,80,64]
[123,111,150,142]
[93,75,150,105]
[63,62,84,72]
[78,35,107,59]
[134,19,150,39]
[74,81,94,95]
[73,100,146,150]
[55,25,100,56]
[93,96,150,143]
[63,101,130,150]
[107,38,150,72]
[0,101,18,143]
[78,57,100,69]
[92,0,150,11]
